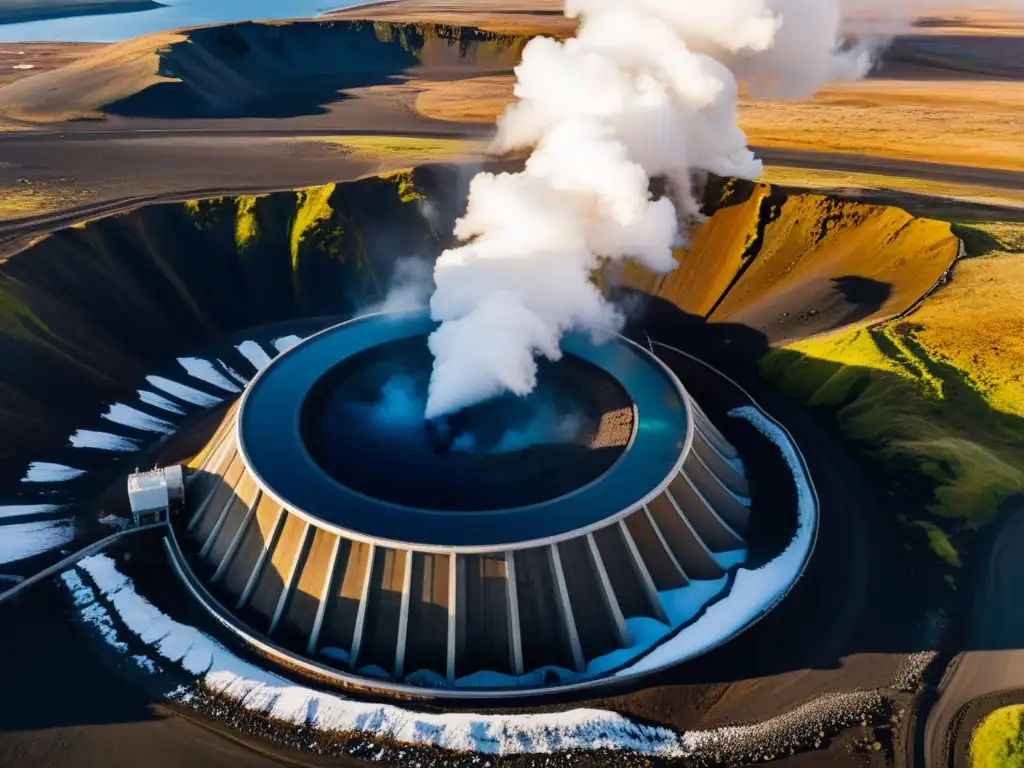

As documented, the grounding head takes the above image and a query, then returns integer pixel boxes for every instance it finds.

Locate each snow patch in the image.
[74,554,687,758]
[22,462,86,483]
[272,335,302,354]
[11,64,33,70]
[178,357,242,394]
[60,569,128,652]
[102,403,175,434]
[139,389,186,415]
[235,340,272,371]
[69,429,140,452]
[218,359,249,386]
[134,655,161,674]
[0,503,61,521]
[617,406,816,676]
[147,376,223,407]
[0,519,74,565]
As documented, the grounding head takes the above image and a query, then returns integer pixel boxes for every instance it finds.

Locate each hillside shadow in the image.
[102,21,523,120]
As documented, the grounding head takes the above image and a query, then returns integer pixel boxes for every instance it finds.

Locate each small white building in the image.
[127,465,184,525]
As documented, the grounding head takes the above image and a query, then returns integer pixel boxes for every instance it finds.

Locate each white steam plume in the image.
[425,0,1022,419]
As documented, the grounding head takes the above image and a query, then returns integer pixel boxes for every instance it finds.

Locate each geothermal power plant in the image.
[169,310,774,693]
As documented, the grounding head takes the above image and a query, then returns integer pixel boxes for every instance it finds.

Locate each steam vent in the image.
[170,311,758,695]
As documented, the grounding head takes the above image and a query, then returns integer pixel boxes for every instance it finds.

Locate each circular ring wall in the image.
[174,311,757,693]
[237,311,691,549]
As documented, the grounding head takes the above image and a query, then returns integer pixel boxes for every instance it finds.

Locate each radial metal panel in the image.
[688,397,739,459]
[318,537,368,660]
[691,428,749,498]
[248,511,308,627]
[647,492,723,581]
[358,546,407,674]
[348,542,377,670]
[269,521,312,635]
[404,551,450,680]
[446,553,458,682]
[684,451,751,532]
[307,532,343,654]
[617,519,669,624]
[394,549,414,679]
[205,479,261,571]
[222,493,282,598]
[278,525,335,648]
[586,534,631,647]
[236,503,286,610]
[669,473,745,552]
[549,544,586,673]
[505,550,525,677]
[592,525,654,621]
[191,452,247,543]
[211,490,260,584]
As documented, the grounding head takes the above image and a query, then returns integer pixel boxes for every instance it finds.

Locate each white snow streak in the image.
[177,357,242,394]
[0,519,74,565]
[74,553,687,758]
[21,462,86,483]
[235,340,272,371]
[69,430,141,452]
[218,359,249,386]
[272,335,302,354]
[146,376,223,407]
[617,406,816,676]
[0,503,61,521]
[102,403,175,434]
[139,389,187,415]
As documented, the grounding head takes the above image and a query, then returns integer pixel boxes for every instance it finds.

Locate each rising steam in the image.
[424,0,1019,419]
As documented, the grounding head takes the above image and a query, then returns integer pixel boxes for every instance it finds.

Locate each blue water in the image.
[239,311,691,548]
[0,0,366,43]
[309,345,601,512]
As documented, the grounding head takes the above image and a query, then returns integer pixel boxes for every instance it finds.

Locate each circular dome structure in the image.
[172,311,757,694]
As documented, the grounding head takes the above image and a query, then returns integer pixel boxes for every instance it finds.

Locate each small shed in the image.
[127,465,184,525]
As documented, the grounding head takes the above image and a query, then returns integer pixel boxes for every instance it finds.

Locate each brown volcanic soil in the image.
[620,177,960,347]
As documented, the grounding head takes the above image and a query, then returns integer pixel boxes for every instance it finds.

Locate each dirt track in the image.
[922,497,1024,768]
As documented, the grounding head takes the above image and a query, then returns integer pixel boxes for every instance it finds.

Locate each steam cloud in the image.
[425,0,1022,419]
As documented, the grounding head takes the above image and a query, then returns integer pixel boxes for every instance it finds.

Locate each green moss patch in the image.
[762,319,1024,560]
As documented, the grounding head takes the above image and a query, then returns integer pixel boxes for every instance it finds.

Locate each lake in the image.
[0,0,370,43]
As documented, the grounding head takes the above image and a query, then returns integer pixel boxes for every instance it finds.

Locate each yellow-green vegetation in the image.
[184,197,227,231]
[951,221,1024,259]
[0,186,92,221]
[234,195,263,253]
[380,169,423,204]
[912,248,1024,419]
[971,705,1024,768]
[295,134,484,166]
[290,184,339,268]
[762,273,1024,563]
[913,521,962,568]
[0,286,49,342]
[759,166,1024,210]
